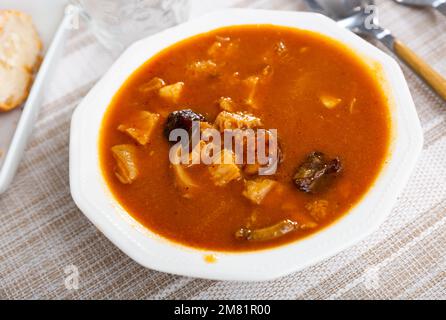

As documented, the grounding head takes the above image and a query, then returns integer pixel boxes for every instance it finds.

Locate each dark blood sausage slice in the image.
[164,109,206,141]
[293,151,342,193]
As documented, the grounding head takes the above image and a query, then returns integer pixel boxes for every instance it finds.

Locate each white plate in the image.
[0,0,69,194]
[70,9,423,281]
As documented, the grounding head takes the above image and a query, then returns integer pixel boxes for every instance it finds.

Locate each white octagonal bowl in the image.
[70,9,423,281]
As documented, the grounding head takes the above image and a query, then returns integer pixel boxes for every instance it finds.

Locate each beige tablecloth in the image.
[1,0,445,299]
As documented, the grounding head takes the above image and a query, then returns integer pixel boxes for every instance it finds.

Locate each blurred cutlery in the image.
[304,0,446,101]
[394,0,446,16]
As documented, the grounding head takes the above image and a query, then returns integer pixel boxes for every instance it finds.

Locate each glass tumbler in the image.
[70,0,191,54]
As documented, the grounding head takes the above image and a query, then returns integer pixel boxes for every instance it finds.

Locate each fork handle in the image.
[434,1,446,16]
[391,39,446,101]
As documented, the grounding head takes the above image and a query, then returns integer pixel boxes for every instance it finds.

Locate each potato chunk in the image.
[242,178,277,205]
[159,82,184,103]
[111,145,139,184]
[214,111,262,132]
[208,149,241,186]
[118,111,160,145]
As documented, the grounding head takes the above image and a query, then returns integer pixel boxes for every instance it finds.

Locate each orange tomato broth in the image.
[99,25,391,251]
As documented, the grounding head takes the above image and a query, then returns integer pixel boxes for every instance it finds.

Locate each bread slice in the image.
[0,10,42,112]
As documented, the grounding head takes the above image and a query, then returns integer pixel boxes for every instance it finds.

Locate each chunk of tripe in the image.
[139,77,165,93]
[305,199,329,221]
[243,163,261,176]
[188,60,218,77]
[208,149,241,186]
[169,144,198,198]
[243,75,260,107]
[242,178,277,205]
[172,164,197,192]
[158,82,184,103]
[117,111,160,145]
[111,144,139,184]
[320,95,342,109]
[207,36,239,60]
[217,96,235,112]
[214,111,262,132]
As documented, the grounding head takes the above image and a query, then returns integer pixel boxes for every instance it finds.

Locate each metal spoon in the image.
[304,0,446,101]
[394,0,446,16]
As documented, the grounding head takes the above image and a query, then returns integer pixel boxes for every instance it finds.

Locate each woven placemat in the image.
[0,0,445,299]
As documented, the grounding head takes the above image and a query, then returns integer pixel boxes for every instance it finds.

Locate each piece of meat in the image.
[320,94,342,109]
[172,164,197,196]
[158,82,184,103]
[242,178,277,205]
[139,77,165,93]
[188,60,218,77]
[164,109,206,140]
[214,111,262,132]
[242,75,260,107]
[207,36,240,60]
[293,152,341,193]
[305,199,329,221]
[243,163,261,175]
[117,111,160,145]
[235,219,298,241]
[187,140,207,165]
[111,145,139,184]
[0,10,42,111]
[274,41,288,56]
[208,149,241,186]
[239,129,282,176]
[217,96,235,111]
[168,143,198,198]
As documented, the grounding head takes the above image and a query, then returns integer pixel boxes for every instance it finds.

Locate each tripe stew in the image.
[99,25,391,251]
